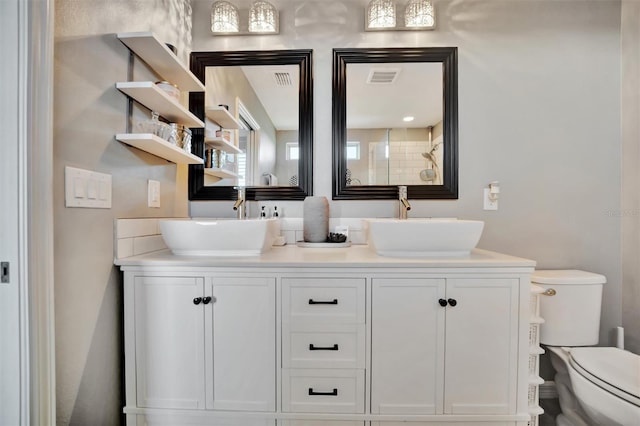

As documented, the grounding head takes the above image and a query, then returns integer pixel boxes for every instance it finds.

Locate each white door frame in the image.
[1,0,56,424]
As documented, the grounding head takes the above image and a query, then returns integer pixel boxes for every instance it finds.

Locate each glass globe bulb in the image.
[405,0,435,28]
[367,0,396,29]
[249,1,279,33]
[211,1,239,33]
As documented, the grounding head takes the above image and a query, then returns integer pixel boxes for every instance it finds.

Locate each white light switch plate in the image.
[65,166,112,208]
[148,180,160,208]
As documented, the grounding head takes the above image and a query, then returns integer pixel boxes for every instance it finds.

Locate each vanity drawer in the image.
[283,323,365,369]
[282,369,365,413]
[282,278,365,325]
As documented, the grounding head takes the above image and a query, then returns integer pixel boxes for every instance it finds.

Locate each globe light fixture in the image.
[211,1,239,33]
[366,0,396,29]
[404,0,435,28]
[249,1,279,33]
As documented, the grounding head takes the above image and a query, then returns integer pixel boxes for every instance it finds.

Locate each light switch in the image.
[74,177,85,198]
[65,166,112,208]
[87,180,98,200]
[148,180,160,208]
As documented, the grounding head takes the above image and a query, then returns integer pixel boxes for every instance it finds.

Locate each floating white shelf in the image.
[117,32,205,92]
[204,168,239,179]
[205,106,240,129]
[116,133,203,165]
[204,136,242,154]
[116,82,204,128]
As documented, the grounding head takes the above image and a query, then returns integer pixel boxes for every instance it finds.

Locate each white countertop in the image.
[116,245,536,270]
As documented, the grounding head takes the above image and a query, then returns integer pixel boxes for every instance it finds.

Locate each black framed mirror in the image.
[332,47,458,200]
[189,49,313,201]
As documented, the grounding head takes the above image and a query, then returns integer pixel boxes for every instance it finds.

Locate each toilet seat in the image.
[568,347,640,407]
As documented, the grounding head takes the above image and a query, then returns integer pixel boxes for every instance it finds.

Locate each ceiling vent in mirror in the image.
[273,72,293,86]
[367,68,401,84]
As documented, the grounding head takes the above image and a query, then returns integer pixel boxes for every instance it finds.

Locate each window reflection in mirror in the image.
[204,64,299,187]
[345,62,443,187]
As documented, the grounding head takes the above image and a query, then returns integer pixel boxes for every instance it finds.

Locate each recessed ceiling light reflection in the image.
[403,116,415,122]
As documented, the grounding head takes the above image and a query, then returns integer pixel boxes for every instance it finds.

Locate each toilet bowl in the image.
[547,346,640,426]
[533,270,640,426]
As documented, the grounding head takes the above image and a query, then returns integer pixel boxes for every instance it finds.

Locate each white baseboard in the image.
[539,381,559,399]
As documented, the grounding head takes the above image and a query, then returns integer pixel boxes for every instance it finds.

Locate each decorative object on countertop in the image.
[303,196,329,243]
[327,232,348,243]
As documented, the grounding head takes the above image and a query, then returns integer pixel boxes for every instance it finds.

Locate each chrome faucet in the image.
[233,187,245,219]
[398,186,411,220]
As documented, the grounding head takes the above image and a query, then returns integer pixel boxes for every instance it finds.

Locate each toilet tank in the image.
[532,269,606,346]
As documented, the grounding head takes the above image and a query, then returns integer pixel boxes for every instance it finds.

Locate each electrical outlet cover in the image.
[148,180,160,208]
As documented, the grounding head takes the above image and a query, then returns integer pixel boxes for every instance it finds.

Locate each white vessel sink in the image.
[160,218,279,256]
[365,218,485,257]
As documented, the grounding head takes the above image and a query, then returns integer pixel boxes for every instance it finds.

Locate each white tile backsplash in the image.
[132,235,167,256]
[116,218,162,239]
[114,218,174,260]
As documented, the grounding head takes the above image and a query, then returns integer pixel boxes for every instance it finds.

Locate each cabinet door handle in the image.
[308,388,338,396]
[447,298,457,307]
[309,344,339,351]
[203,296,213,305]
[193,297,202,305]
[308,298,338,305]
[438,298,448,307]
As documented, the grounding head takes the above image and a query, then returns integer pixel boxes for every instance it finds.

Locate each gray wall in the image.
[54,0,193,424]
[191,0,624,351]
[621,0,640,354]
[50,1,638,423]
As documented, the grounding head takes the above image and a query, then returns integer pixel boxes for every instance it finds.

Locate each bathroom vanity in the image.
[116,245,536,426]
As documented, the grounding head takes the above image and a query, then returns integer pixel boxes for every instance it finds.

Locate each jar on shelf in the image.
[155,81,180,102]
[137,111,171,140]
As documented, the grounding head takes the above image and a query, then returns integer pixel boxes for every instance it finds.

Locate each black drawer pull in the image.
[193,297,202,305]
[308,298,338,305]
[309,344,339,351]
[308,388,338,396]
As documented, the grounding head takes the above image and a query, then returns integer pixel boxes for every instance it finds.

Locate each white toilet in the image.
[532,270,640,426]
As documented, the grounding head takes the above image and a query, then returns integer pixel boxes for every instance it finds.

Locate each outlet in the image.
[148,180,160,208]
[483,188,498,210]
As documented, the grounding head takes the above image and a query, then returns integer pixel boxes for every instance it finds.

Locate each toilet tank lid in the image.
[531,269,606,285]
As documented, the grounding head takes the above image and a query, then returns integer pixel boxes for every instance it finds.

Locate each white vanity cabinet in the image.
[124,273,276,420]
[117,246,534,426]
[371,277,519,416]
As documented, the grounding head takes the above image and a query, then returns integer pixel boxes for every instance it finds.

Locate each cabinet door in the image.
[443,278,519,414]
[371,278,446,414]
[134,276,206,409]
[206,277,276,411]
